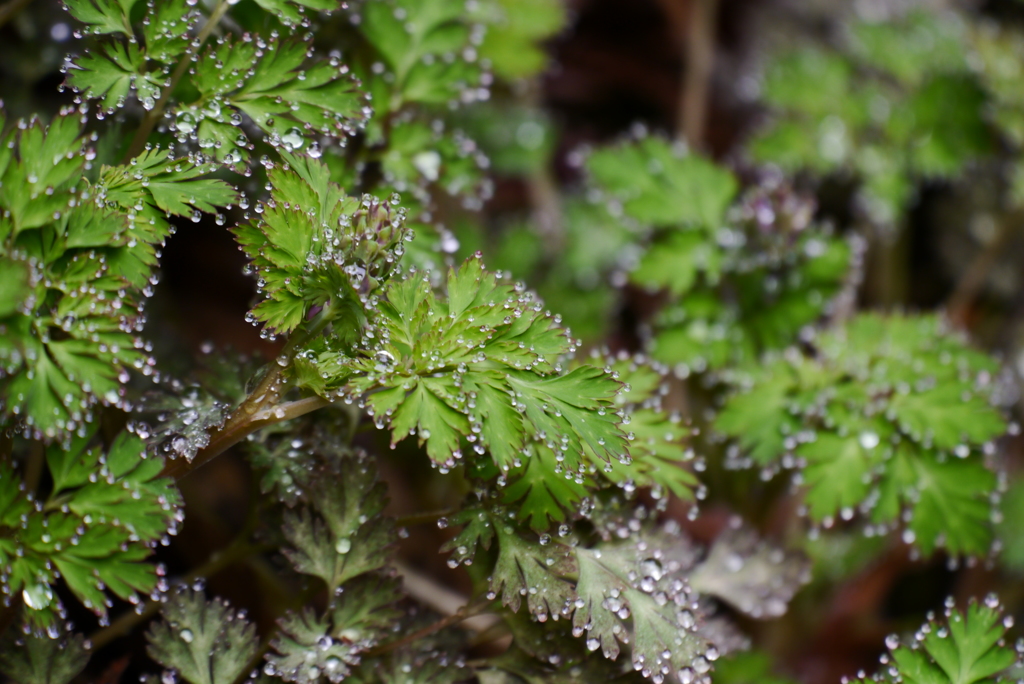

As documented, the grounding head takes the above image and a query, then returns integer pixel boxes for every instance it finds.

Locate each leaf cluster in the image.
[715,313,1007,556]
[754,9,993,222]
[586,135,853,372]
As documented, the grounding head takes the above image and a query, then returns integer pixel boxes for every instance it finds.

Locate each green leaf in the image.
[268,574,403,682]
[587,136,738,227]
[715,313,1006,557]
[631,230,722,297]
[185,36,365,159]
[282,453,396,593]
[502,443,590,530]
[878,600,1017,684]
[346,257,627,497]
[489,517,576,620]
[714,361,800,465]
[141,0,192,62]
[66,42,158,110]
[253,0,338,27]
[574,540,707,669]
[901,451,997,557]
[0,257,31,317]
[471,0,566,80]
[146,589,258,684]
[850,11,968,87]
[360,0,481,110]
[46,429,183,542]
[0,627,90,684]
[713,651,799,684]
[0,426,178,629]
[888,378,1005,453]
[64,0,135,36]
[234,154,407,334]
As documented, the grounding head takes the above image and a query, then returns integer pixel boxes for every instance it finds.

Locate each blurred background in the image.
[6,0,1024,682]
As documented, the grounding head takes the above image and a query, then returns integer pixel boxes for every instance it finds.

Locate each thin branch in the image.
[947,209,1022,329]
[364,597,494,658]
[122,0,230,162]
[161,395,331,480]
[680,0,719,147]
[394,508,459,528]
[0,0,31,30]
[394,561,500,635]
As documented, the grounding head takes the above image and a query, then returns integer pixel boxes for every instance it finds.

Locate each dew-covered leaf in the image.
[689,523,810,619]
[573,539,709,674]
[359,0,483,111]
[64,0,135,36]
[184,36,365,160]
[0,626,91,684]
[46,427,182,542]
[586,136,738,228]
[0,428,177,629]
[268,574,403,683]
[146,588,258,684]
[282,452,396,593]
[234,153,407,335]
[346,256,627,496]
[870,599,1017,684]
[715,313,1006,557]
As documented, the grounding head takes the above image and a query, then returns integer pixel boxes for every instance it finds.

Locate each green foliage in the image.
[281,451,396,594]
[233,153,408,335]
[2,1,1017,682]
[754,10,993,223]
[471,0,567,80]
[588,135,738,228]
[268,574,403,683]
[180,36,365,161]
[0,109,233,438]
[0,426,180,628]
[864,598,1018,684]
[586,135,852,372]
[358,0,485,115]
[713,651,798,684]
[0,627,90,684]
[715,313,1006,556]
[146,588,258,684]
[446,507,809,677]
[344,256,627,480]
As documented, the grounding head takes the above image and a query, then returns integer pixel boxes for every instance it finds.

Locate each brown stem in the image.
[680,0,719,147]
[161,395,331,480]
[0,0,30,30]
[121,0,230,162]
[364,598,493,658]
[394,508,459,528]
[23,440,44,495]
[947,210,1022,329]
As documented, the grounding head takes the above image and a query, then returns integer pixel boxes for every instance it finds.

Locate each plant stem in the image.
[394,561,499,635]
[394,508,458,528]
[121,0,230,162]
[680,0,719,146]
[947,209,1022,329]
[23,440,44,495]
[364,597,494,658]
[88,538,275,650]
[161,395,331,480]
[0,0,30,30]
